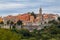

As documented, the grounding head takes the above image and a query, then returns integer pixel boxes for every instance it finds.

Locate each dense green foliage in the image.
[58,17,60,21]
[0,18,60,40]
[0,23,60,40]
[16,20,23,26]
[0,28,21,40]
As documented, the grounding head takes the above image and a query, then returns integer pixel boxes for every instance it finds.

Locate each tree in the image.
[10,21,14,25]
[19,29,31,39]
[31,12,36,18]
[16,20,23,25]
[48,20,58,25]
[16,20,23,28]
[7,20,10,25]
[10,21,15,30]
[0,29,21,40]
[7,20,14,29]
[0,21,4,28]
[58,17,60,21]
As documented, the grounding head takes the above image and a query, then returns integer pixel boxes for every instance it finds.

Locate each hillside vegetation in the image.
[0,24,60,40]
[0,17,60,40]
[0,28,21,40]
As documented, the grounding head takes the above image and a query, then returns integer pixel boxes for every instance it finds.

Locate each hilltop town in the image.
[0,8,59,31]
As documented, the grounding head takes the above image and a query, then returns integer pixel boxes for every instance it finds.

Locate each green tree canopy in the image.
[31,12,36,19]
[48,20,58,25]
[58,17,60,21]
[16,20,23,26]
[0,29,21,40]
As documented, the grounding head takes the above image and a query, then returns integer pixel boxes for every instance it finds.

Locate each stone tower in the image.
[39,8,43,24]
[39,8,42,15]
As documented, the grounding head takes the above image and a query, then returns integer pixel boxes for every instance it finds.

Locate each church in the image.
[23,8,48,26]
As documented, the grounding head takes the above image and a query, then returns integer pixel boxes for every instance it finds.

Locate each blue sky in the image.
[0,0,60,16]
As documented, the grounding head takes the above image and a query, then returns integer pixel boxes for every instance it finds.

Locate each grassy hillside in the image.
[0,24,60,40]
[0,28,21,40]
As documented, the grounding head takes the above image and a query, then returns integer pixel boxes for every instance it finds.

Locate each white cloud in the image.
[43,0,55,2]
[0,2,42,10]
[15,0,29,1]
[43,6,60,11]
[9,13,19,16]
[0,3,26,10]
[42,6,60,14]
[1,13,19,17]
[27,3,41,7]
[0,0,29,2]
[37,0,56,2]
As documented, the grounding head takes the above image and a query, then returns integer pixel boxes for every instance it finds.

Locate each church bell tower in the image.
[39,8,43,24]
[39,8,42,15]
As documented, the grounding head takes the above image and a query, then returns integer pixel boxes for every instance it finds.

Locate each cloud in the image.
[43,0,55,2]
[0,0,30,2]
[1,13,19,17]
[42,6,60,14]
[37,0,56,2]
[0,3,26,10]
[0,1,42,10]
[15,0,29,1]
[0,0,60,17]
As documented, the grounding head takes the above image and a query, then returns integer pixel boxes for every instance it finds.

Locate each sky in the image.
[0,0,60,17]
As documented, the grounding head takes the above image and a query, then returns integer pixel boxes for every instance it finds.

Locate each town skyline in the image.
[0,8,60,17]
[0,8,58,30]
